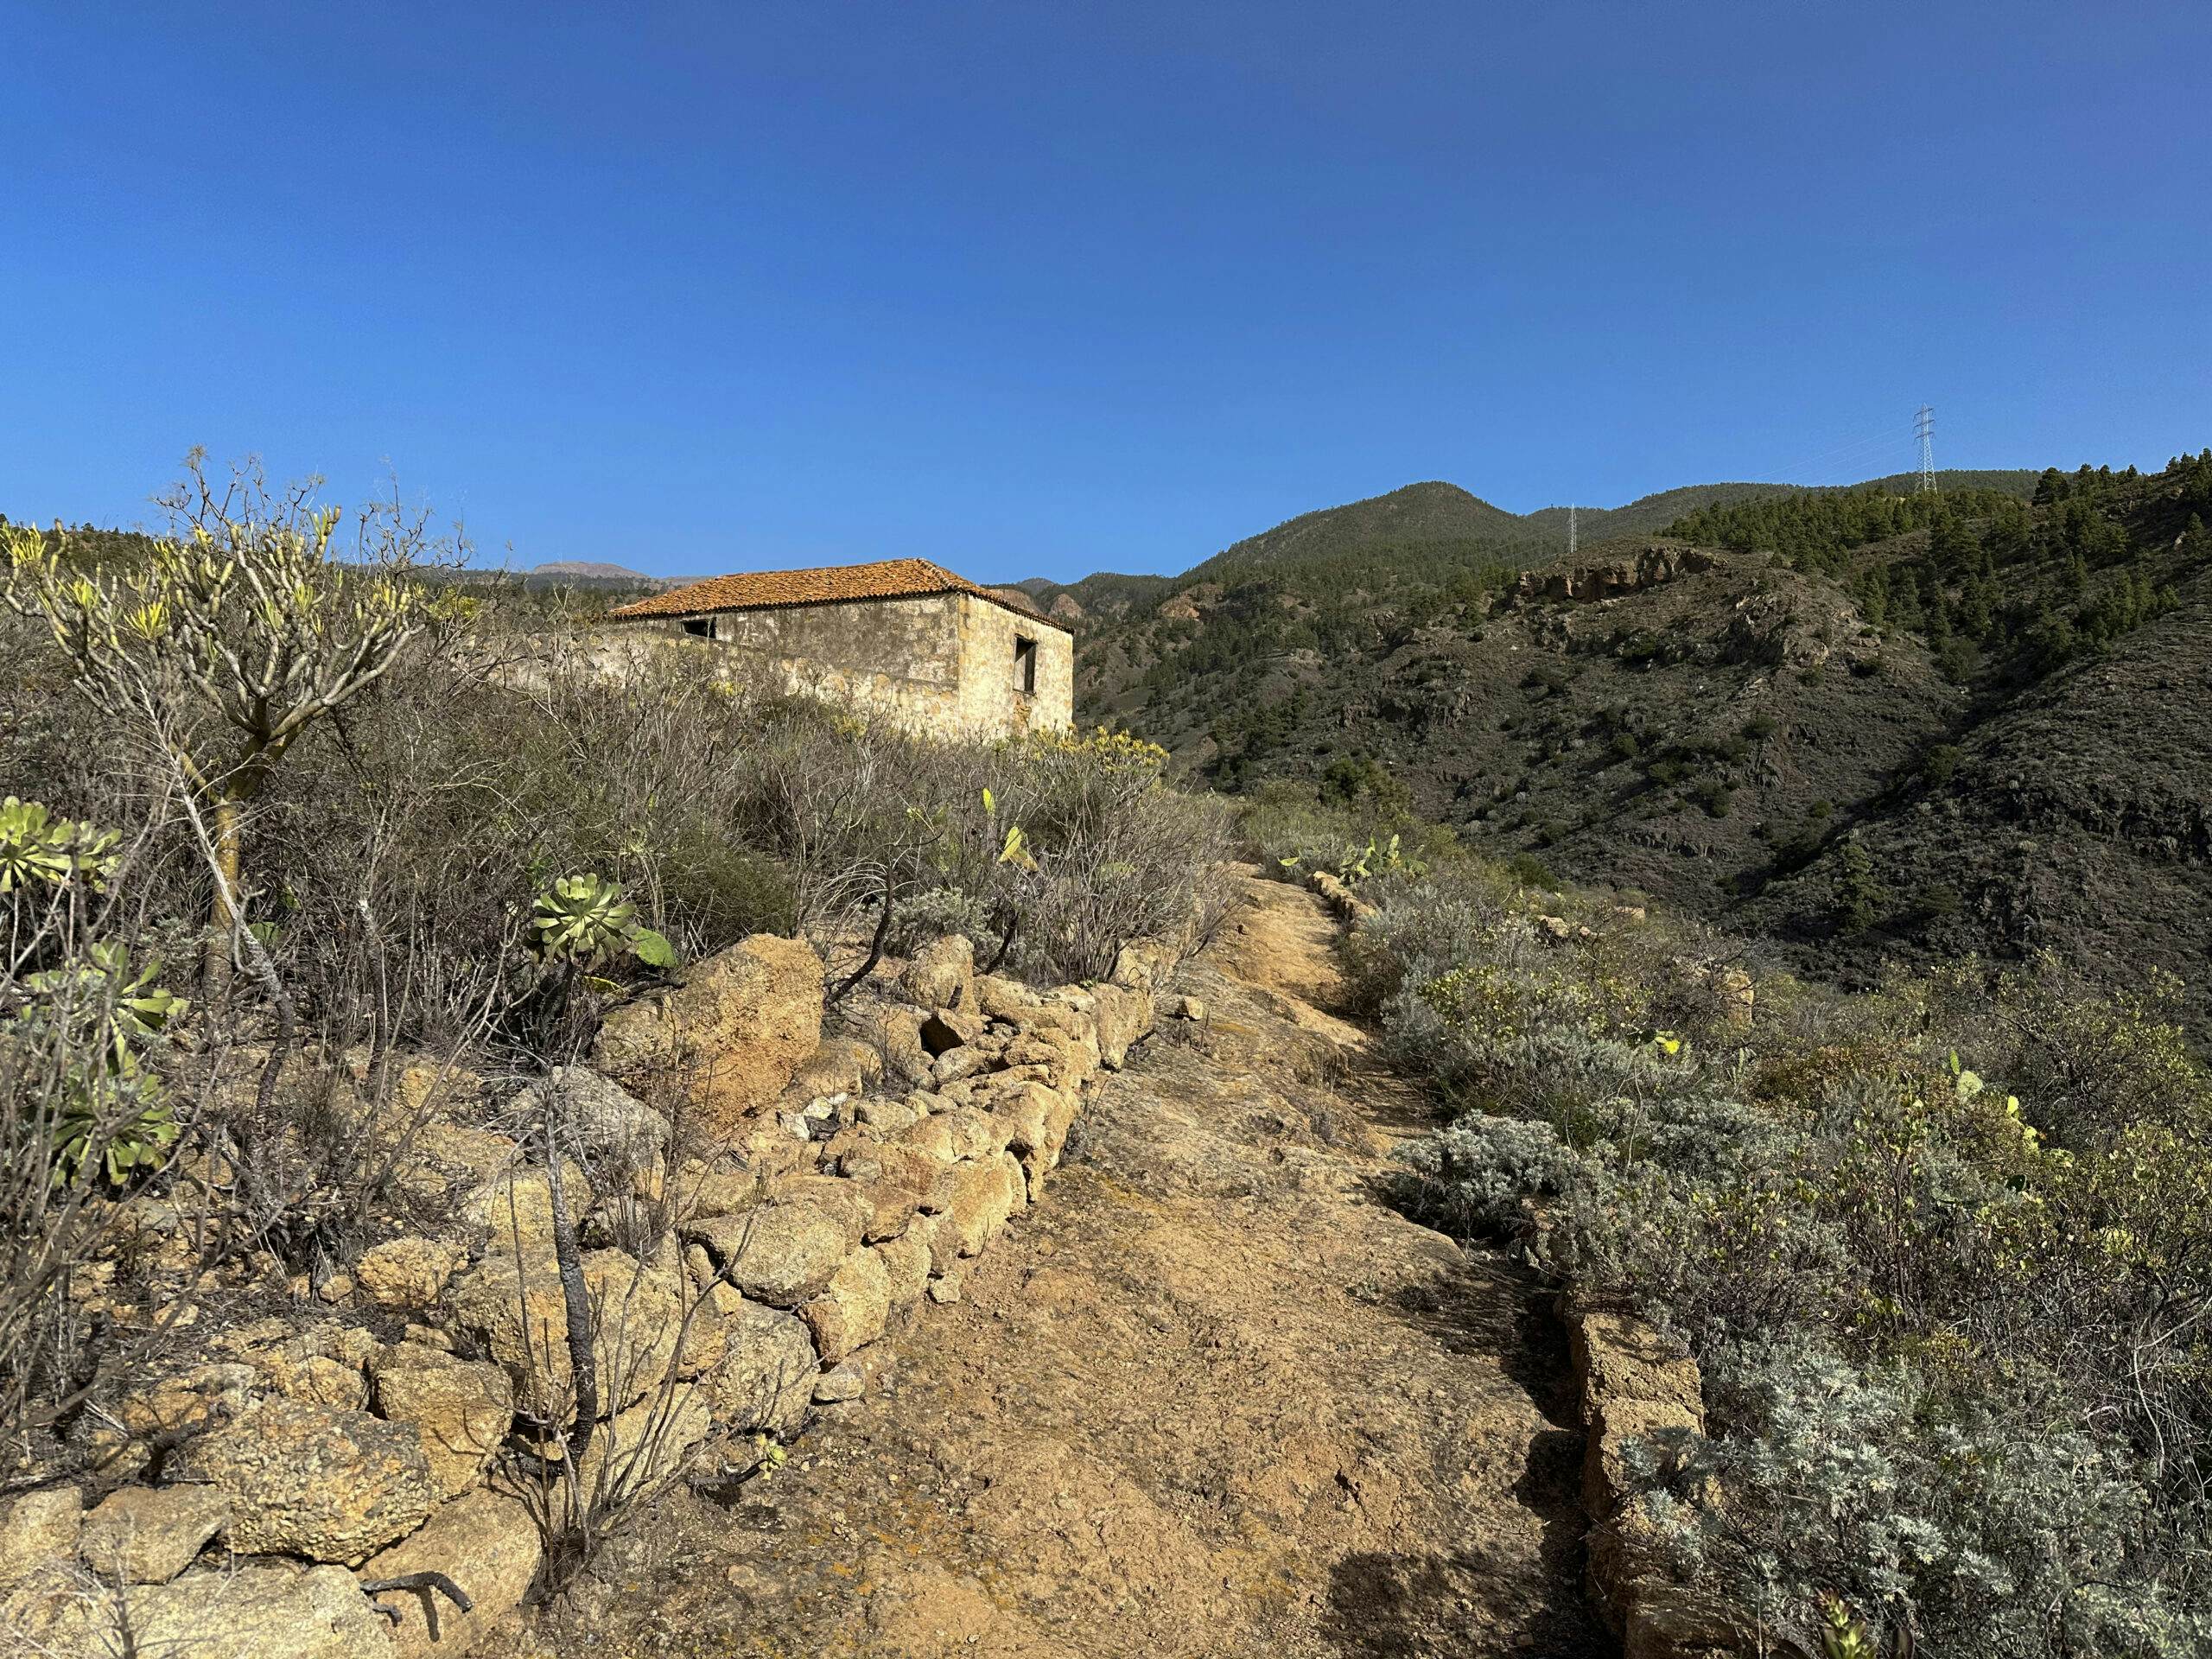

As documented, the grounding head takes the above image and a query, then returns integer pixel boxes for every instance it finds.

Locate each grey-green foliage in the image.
[1370,857,2212,1652]
[884,886,994,961]
[1397,1114,1593,1240]
[1634,1335,2210,1658]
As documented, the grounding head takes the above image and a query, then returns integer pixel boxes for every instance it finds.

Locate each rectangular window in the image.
[1014,635,1038,695]
[681,616,717,640]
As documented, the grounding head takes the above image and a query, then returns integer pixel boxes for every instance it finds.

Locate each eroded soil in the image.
[550,874,1606,1658]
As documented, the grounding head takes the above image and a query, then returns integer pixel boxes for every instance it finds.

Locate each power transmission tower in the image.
[1915,405,1937,494]
[1568,504,1577,556]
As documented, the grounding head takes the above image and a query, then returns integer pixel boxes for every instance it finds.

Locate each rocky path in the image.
[560,874,1607,1659]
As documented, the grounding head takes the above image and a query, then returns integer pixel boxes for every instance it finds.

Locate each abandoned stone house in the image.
[605,557,1074,740]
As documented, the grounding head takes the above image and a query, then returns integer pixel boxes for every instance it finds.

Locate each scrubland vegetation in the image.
[1249,786,2212,1657]
[0,459,1229,1489]
[10,451,2212,1656]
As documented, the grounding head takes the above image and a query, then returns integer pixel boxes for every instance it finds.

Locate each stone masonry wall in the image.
[950,592,1075,736]
[0,929,1173,1658]
[594,591,1072,741]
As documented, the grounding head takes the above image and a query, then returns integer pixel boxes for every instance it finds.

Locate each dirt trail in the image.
[563,873,1606,1658]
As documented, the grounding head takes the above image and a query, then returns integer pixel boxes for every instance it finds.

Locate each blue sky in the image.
[3,2,2206,583]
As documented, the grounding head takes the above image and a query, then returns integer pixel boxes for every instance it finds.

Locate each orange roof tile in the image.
[607,557,1070,632]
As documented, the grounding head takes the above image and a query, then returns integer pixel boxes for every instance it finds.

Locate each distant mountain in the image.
[1189,481,1529,578]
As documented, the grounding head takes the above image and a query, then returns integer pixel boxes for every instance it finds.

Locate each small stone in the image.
[1176,995,1208,1021]
[813,1364,864,1403]
[926,1272,963,1305]
[316,1274,354,1304]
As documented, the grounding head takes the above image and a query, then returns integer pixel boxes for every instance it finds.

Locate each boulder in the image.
[1002,1027,1099,1091]
[679,1200,851,1307]
[218,1319,376,1411]
[900,1108,1008,1166]
[370,1344,514,1500]
[1715,968,1756,1031]
[594,933,824,1140]
[707,1296,818,1437]
[0,1486,79,1587]
[354,1235,467,1313]
[853,1095,919,1135]
[972,974,1039,1020]
[1108,937,1178,993]
[843,1141,953,1238]
[844,1001,932,1087]
[899,935,976,1012]
[1567,1304,1705,1520]
[800,1249,892,1364]
[184,1395,435,1566]
[765,1174,874,1248]
[53,1560,392,1659]
[517,1065,672,1198]
[667,1153,764,1219]
[447,1246,683,1422]
[359,1487,541,1659]
[787,1036,884,1102]
[77,1484,228,1584]
[392,1122,519,1207]
[873,1233,933,1313]
[1565,1301,1742,1659]
[931,1158,1020,1268]
[464,1155,594,1257]
[929,1043,996,1085]
[993,1081,1076,1177]
[1087,982,1154,1070]
[82,1363,257,1475]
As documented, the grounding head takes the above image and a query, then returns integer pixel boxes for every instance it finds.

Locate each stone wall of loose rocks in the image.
[0,927,1179,1659]
[1564,1299,1793,1659]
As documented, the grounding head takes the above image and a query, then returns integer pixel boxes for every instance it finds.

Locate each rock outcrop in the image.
[1514,541,1718,605]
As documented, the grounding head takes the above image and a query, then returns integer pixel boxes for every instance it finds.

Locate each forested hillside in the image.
[1059,454,2212,1022]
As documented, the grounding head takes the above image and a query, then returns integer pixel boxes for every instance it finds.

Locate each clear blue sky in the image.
[3,2,2206,583]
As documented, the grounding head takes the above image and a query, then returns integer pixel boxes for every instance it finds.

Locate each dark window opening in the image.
[1014,635,1038,695]
[682,616,717,640]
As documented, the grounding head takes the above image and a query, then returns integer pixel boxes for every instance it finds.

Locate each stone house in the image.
[605,557,1074,740]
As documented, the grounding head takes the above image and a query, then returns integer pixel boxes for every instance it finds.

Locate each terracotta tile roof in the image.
[607,557,1070,632]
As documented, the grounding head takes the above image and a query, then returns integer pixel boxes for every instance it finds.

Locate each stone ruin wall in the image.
[0,927,1178,1658]
[591,591,1073,741]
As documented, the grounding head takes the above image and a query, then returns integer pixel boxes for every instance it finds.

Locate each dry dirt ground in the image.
[551,874,1608,1658]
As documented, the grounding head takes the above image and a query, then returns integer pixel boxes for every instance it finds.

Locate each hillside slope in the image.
[1071,452,2212,1019]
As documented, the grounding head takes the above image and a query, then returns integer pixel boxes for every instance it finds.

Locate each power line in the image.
[1736,425,1915,487]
